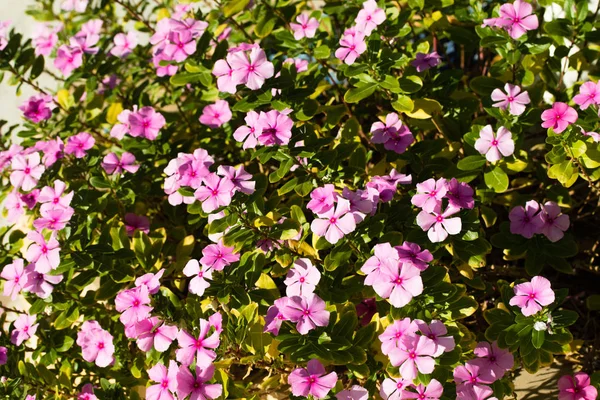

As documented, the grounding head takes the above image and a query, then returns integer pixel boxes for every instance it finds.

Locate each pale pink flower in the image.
[356,0,386,35]
[0,21,10,51]
[194,173,235,213]
[509,200,544,238]
[285,258,321,297]
[54,45,83,77]
[311,198,357,244]
[411,52,442,72]
[491,84,530,115]
[1,258,27,300]
[10,152,45,191]
[471,341,514,380]
[233,110,262,149]
[228,47,274,90]
[509,275,555,316]
[474,125,514,162]
[558,372,598,400]
[389,335,437,380]
[101,152,139,174]
[164,30,197,62]
[176,364,223,400]
[110,31,138,57]
[283,293,330,335]
[209,312,223,334]
[147,361,178,400]
[288,359,337,399]
[0,144,23,172]
[307,184,338,215]
[256,110,294,146]
[170,18,208,38]
[23,263,63,298]
[264,297,290,335]
[110,108,133,139]
[411,178,447,213]
[135,317,178,352]
[19,94,54,123]
[61,0,88,12]
[290,13,319,40]
[33,205,74,231]
[416,204,462,243]
[135,269,164,295]
[199,100,232,128]
[78,323,114,367]
[454,362,495,396]
[65,132,95,158]
[541,102,578,134]
[3,191,25,223]
[176,318,220,367]
[573,81,600,110]
[183,259,213,296]
[416,319,455,357]
[153,49,179,77]
[212,59,240,94]
[539,201,570,242]
[402,379,444,400]
[25,231,60,273]
[69,34,99,54]
[362,242,399,286]
[378,317,418,355]
[336,385,369,400]
[380,377,410,400]
[217,165,255,194]
[499,0,539,39]
[115,286,153,325]
[335,31,367,65]
[341,187,376,222]
[172,4,193,19]
[373,261,423,308]
[78,19,102,36]
[200,240,240,271]
[128,106,166,140]
[580,127,600,142]
[10,314,38,346]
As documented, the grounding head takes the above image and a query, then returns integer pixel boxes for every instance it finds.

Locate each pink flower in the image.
[77,384,97,400]
[209,312,223,334]
[335,31,367,65]
[110,31,138,57]
[509,200,544,238]
[380,377,410,400]
[416,204,462,243]
[146,361,178,400]
[183,259,213,296]
[1,258,27,300]
[135,269,164,295]
[217,165,255,194]
[539,201,570,242]
[212,59,240,94]
[164,30,197,62]
[471,341,514,381]
[201,241,239,271]
[264,297,290,335]
[288,359,337,399]
[336,385,369,400]
[290,13,320,40]
[509,275,555,316]
[366,169,412,202]
[356,0,386,35]
[25,231,60,273]
[411,178,447,213]
[194,173,235,213]
[101,152,139,174]
[311,198,357,244]
[135,317,178,352]
[199,100,232,128]
[257,110,294,146]
[32,23,60,56]
[69,33,99,54]
[170,18,208,38]
[77,321,115,367]
[153,49,179,77]
[128,106,166,140]
[19,94,54,123]
[233,110,262,149]
[341,187,376,222]
[416,319,455,357]
[378,317,418,355]
[78,19,102,36]
[283,293,330,335]
[474,125,514,162]
[307,184,338,215]
[54,45,83,77]
[115,286,153,325]
[454,362,495,395]
[33,205,74,231]
[284,258,321,297]
[177,364,223,400]
[499,0,539,39]
[370,112,414,154]
[456,385,495,400]
[389,335,437,380]
[573,81,600,110]
[0,21,10,51]
[402,379,444,400]
[491,84,530,116]
[228,47,274,90]
[176,318,220,367]
[356,297,377,325]
[0,144,23,172]
[0,347,7,365]
[541,102,578,134]
[580,127,600,142]
[23,263,63,298]
[65,132,95,158]
[396,241,433,271]
[124,213,150,236]
[373,261,423,308]
[558,372,598,400]
[110,108,133,139]
[10,152,45,191]
[446,178,475,210]
[11,314,38,346]
[61,0,88,12]
[20,189,40,209]
[361,243,399,286]
[3,191,25,223]
[411,52,442,72]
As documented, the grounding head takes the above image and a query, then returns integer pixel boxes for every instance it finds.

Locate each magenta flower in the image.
[212,59,240,94]
[11,314,38,346]
[373,261,423,308]
[454,361,495,395]
[499,0,539,39]
[509,200,544,238]
[194,173,235,213]
[135,317,178,352]
[153,49,179,77]
[491,84,530,116]
[417,204,462,243]
[378,317,418,355]
[77,321,115,367]
[509,275,555,316]
[128,106,166,140]
[176,318,220,367]
[229,47,274,90]
[370,112,414,154]
[411,52,442,72]
[416,319,455,357]
[135,269,164,295]
[54,45,83,77]
[307,184,338,215]
[23,263,63,298]
[474,125,514,162]
[33,205,74,231]
[10,152,45,191]
[1,258,27,300]
[471,341,514,380]
[539,201,570,242]
[336,385,369,400]
[396,241,433,271]
[65,132,95,158]
[199,100,232,128]
[290,13,319,40]
[380,377,411,400]
[335,31,367,65]
[283,293,330,335]
[77,384,97,400]
[356,297,377,326]
[217,165,255,195]
[311,198,357,244]
[19,94,54,123]
[0,20,9,51]
[411,178,448,213]
[233,110,262,149]
[541,102,578,134]
[288,359,337,399]
[20,189,39,209]
[114,286,153,325]
[256,110,294,146]
[147,360,178,400]
[101,152,139,174]
[183,259,213,296]
[264,297,290,335]
[110,31,138,57]
[3,191,25,223]
[341,187,377,222]
[124,213,150,236]
[25,231,60,273]
[177,364,223,400]
[446,178,475,210]
[403,379,444,400]
[284,258,321,297]
[388,335,437,380]
[558,372,598,400]
[356,0,386,35]
[0,347,7,366]
[366,169,412,202]
[573,81,600,110]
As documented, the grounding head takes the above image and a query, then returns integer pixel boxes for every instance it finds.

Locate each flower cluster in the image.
[509,200,570,242]
[110,106,166,141]
[233,109,294,148]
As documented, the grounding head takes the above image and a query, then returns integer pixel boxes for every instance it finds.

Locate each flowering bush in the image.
[1,0,600,399]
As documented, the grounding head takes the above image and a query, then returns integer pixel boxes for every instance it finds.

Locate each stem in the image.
[114,0,155,33]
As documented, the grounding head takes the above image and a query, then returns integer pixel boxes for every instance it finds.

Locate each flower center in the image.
[248,65,255,72]
[528,293,536,299]
[366,15,372,20]
[408,351,417,359]
[195,339,203,348]
[489,356,497,362]
[491,139,499,146]
[303,309,310,316]
[469,376,477,384]
[198,271,203,278]
[299,277,305,283]
[194,382,200,388]
[350,45,356,51]
[24,167,31,174]
[23,326,28,332]
[308,376,316,383]
[508,96,514,102]
[161,380,169,388]
[428,333,436,340]
[395,277,403,285]
[133,300,140,307]
[429,190,437,197]
[329,217,337,224]
[41,245,48,253]
[395,332,402,339]
[436,215,444,222]
[212,189,219,196]
[97,342,104,349]
[53,197,59,204]
[396,382,404,389]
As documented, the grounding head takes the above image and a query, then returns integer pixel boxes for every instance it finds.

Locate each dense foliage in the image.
[1,0,600,399]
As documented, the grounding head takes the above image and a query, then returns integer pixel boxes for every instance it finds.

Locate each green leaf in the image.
[484,166,509,192]
[223,0,250,17]
[398,76,423,93]
[547,160,578,187]
[408,0,424,9]
[30,55,45,80]
[544,19,573,37]
[552,310,578,327]
[457,155,486,171]
[314,45,331,59]
[586,294,600,311]
[344,82,378,103]
[532,329,545,349]
[90,176,112,189]
[391,95,414,113]
[469,76,505,96]
[255,14,277,38]
[56,337,74,352]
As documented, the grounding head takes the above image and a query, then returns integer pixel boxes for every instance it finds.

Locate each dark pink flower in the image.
[23,263,63,298]
[290,13,319,40]
[471,341,514,380]
[307,184,338,215]
[19,94,54,123]
[539,201,570,242]
[573,81,600,110]
[54,45,83,77]
[558,372,598,400]
[11,314,38,346]
[175,318,220,367]
[176,364,223,400]
[446,178,475,210]
[101,152,139,174]
[256,110,294,146]
[335,31,367,65]
[288,359,337,399]
[366,169,412,202]
[454,361,495,396]
[164,30,197,62]
[199,100,232,128]
[77,383,97,400]
[356,297,377,326]
[411,52,442,72]
[20,189,39,209]
[389,335,437,380]
[65,132,95,158]
[200,240,240,271]
[114,286,153,325]
[194,173,235,213]
[395,241,433,271]
[128,106,166,140]
[541,102,578,134]
[216,165,255,194]
[283,293,330,335]
[509,275,555,316]
[124,213,150,236]
[264,297,290,335]
[509,200,544,238]
[135,269,164,295]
